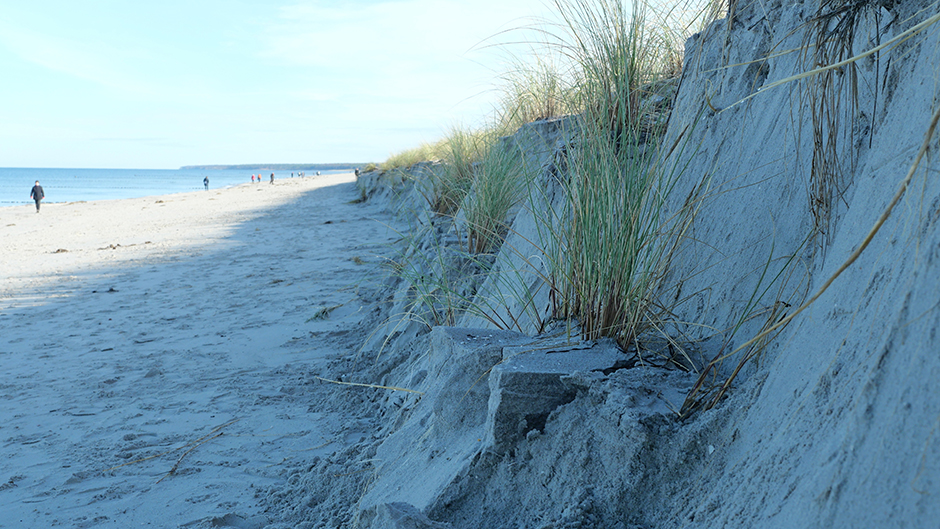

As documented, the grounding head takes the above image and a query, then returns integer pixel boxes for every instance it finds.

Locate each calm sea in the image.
[0,168,338,207]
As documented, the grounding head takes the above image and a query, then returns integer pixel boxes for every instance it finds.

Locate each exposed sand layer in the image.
[0,175,400,527]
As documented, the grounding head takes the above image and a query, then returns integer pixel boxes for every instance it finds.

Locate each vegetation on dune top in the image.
[181,163,365,171]
[364,0,940,416]
[372,0,709,353]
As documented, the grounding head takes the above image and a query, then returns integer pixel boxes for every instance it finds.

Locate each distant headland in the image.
[179,163,366,171]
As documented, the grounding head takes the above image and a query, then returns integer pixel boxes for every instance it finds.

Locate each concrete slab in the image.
[485,339,631,452]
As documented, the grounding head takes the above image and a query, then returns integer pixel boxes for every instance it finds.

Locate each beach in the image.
[4,2,940,526]
[0,174,399,527]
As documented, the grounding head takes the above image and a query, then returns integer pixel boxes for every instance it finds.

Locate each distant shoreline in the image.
[0,166,319,206]
[180,163,365,171]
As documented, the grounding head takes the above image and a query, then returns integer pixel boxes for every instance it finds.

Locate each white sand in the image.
[0,174,399,527]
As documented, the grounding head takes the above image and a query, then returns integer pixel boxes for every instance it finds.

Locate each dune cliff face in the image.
[262,1,940,527]
[647,0,940,526]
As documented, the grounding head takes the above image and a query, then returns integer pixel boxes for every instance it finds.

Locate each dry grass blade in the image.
[802,0,871,245]
[681,102,940,417]
[308,303,343,321]
[740,104,940,358]
[720,10,940,113]
[103,418,240,474]
[156,431,225,484]
[315,376,425,395]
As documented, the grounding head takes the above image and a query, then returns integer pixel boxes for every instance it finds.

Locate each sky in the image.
[0,0,552,169]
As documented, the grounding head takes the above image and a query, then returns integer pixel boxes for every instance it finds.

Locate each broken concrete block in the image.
[428,327,531,432]
[357,327,531,517]
[485,339,629,453]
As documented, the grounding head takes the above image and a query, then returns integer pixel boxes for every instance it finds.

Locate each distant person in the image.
[203,176,209,190]
[291,172,294,178]
[251,174,256,183]
[270,173,275,184]
[355,167,360,178]
[30,180,45,212]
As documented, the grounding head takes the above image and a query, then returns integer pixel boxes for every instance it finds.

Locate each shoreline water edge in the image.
[0,167,353,207]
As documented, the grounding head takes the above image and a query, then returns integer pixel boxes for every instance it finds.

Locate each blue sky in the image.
[0,0,550,168]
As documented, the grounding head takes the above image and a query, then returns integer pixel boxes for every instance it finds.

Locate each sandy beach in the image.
[0,174,399,527]
[4,2,940,527]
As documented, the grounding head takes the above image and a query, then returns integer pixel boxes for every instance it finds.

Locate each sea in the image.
[0,167,341,207]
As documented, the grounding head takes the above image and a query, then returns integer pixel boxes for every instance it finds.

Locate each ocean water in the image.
[0,168,335,207]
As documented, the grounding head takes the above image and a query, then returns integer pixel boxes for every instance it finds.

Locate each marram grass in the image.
[377,0,712,353]
[381,141,445,172]
[427,127,486,216]
[497,54,577,132]
[464,133,533,254]
[534,0,703,350]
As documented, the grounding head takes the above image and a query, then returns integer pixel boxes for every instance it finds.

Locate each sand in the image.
[6,2,940,527]
[0,174,400,527]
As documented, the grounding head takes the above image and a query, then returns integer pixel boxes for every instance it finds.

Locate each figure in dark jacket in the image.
[30,180,44,212]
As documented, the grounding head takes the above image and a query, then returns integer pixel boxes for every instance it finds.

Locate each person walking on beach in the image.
[30,180,44,212]
[270,173,275,184]
[203,176,209,190]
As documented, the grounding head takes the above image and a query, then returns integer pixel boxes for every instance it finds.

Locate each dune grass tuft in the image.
[374,0,711,353]
[426,127,484,216]
[381,142,445,172]
[464,133,533,254]
[497,55,577,131]
[529,0,703,351]
[801,0,875,246]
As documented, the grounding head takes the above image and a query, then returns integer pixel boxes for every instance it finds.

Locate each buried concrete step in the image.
[357,327,533,521]
[484,338,630,453]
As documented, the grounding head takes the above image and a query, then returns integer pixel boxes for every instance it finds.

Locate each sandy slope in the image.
[0,174,399,527]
